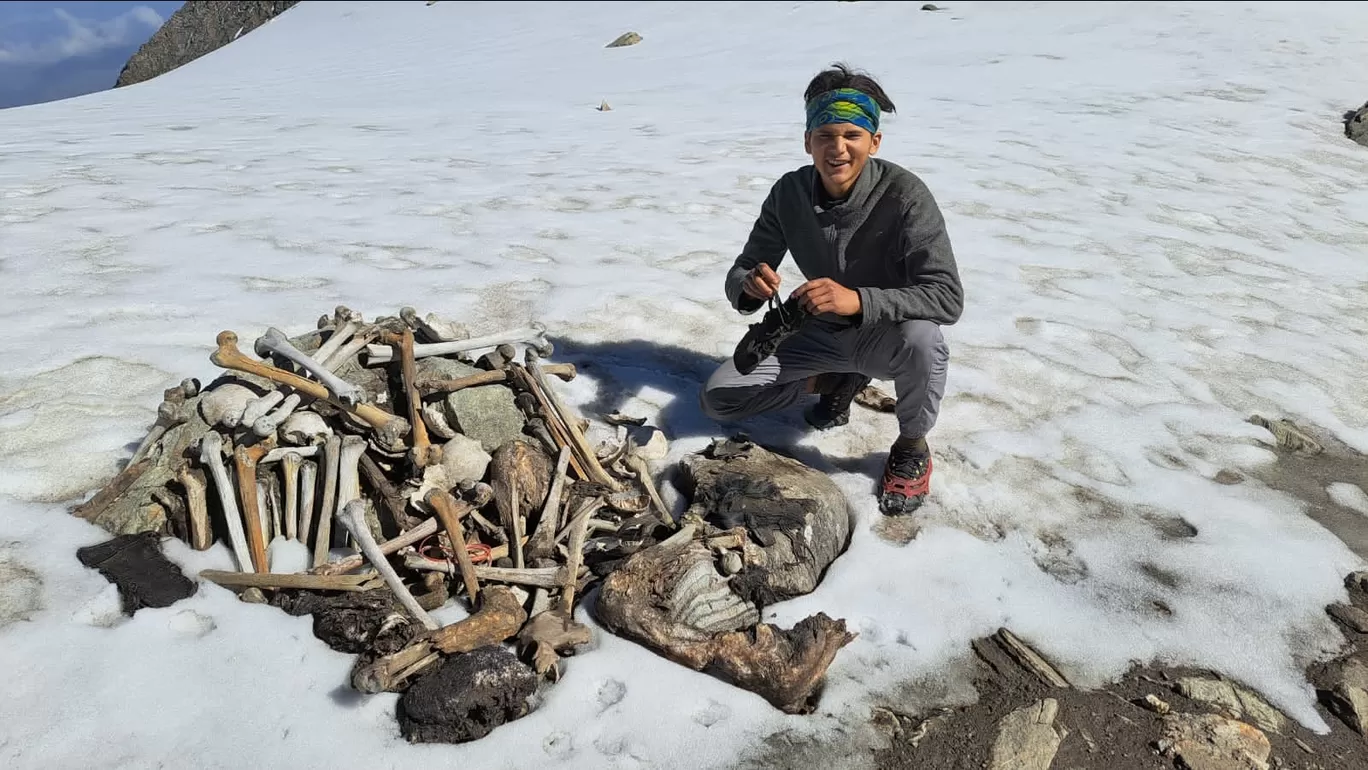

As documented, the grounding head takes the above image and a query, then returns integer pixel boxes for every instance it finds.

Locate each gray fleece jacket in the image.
[724,157,964,327]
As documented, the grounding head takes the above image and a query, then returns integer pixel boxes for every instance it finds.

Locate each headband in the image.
[805,88,880,134]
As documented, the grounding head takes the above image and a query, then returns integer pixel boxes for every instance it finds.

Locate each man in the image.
[699,63,964,516]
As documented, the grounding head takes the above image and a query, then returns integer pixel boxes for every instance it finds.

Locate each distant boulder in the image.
[1345,101,1368,147]
[115,0,301,88]
[606,32,642,48]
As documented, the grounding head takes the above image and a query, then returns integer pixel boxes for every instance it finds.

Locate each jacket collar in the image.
[809,158,882,215]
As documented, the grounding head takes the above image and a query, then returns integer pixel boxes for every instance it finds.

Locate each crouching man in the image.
[700,63,964,516]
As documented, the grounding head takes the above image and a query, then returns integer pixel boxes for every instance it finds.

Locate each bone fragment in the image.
[199,569,383,592]
[312,517,439,575]
[177,466,212,551]
[311,307,362,366]
[322,322,386,371]
[198,433,253,572]
[241,390,285,430]
[298,459,318,547]
[255,326,364,405]
[511,476,524,570]
[561,497,604,615]
[130,400,188,465]
[415,362,576,396]
[71,457,152,522]
[280,451,302,541]
[210,331,410,452]
[365,323,551,364]
[336,499,438,630]
[252,393,301,438]
[234,440,274,572]
[400,306,468,343]
[280,411,332,446]
[426,489,481,603]
[314,434,341,566]
[992,628,1072,688]
[519,609,592,677]
[379,328,440,468]
[624,451,674,530]
[526,351,619,489]
[262,444,319,464]
[361,453,419,531]
[526,446,570,562]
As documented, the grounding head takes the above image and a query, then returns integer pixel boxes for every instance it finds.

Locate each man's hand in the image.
[792,278,862,316]
[742,264,782,300]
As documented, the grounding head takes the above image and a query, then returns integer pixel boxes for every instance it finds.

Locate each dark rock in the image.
[1345,102,1368,147]
[75,532,196,615]
[444,384,527,453]
[398,646,539,744]
[116,1,301,88]
[270,588,417,654]
[922,3,942,9]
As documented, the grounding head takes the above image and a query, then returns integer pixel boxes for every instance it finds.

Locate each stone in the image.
[1246,415,1322,455]
[0,549,42,628]
[1329,603,1368,633]
[988,699,1064,770]
[1143,694,1172,715]
[398,646,539,744]
[117,1,301,88]
[1157,712,1271,770]
[1322,657,1368,735]
[628,425,669,461]
[606,32,642,48]
[443,384,526,454]
[440,434,492,486]
[75,532,197,615]
[922,3,942,9]
[675,436,853,606]
[1176,677,1286,734]
[597,100,612,112]
[1213,469,1244,485]
[417,357,480,383]
[1345,101,1368,147]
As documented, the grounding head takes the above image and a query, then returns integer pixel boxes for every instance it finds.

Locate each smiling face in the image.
[804,122,881,199]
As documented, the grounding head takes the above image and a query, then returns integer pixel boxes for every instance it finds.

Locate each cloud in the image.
[0,5,165,66]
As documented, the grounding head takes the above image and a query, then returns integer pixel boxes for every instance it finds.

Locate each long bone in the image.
[210,331,410,452]
[313,434,341,568]
[426,489,481,603]
[336,499,438,630]
[233,439,275,572]
[262,444,319,464]
[322,321,388,371]
[364,323,552,364]
[311,307,362,366]
[198,433,253,572]
[252,393,302,439]
[255,327,364,406]
[298,460,318,547]
[334,435,368,539]
[378,328,440,469]
[130,401,188,465]
[178,466,212,552]
[281,451,302,541]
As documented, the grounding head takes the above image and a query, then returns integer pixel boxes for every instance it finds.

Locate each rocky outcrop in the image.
[1345,101,1368,147]
[115,1,300,88]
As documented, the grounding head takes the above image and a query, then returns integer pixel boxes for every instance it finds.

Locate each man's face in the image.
[805,122,882,196]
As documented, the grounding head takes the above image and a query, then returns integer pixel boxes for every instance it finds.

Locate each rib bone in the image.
[211,330,410,452]
[336,499,438,630]
[365,323,551,364]
[255,327,364,405]
[198,433,253,572]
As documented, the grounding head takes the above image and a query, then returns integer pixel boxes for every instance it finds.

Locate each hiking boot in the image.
[805,373,872,430]
[732,295,810,376]
[879,438,932,516]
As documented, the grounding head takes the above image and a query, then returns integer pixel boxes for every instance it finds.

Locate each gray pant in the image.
[700,318,950,439]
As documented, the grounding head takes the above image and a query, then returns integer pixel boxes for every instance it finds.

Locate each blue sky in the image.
[0,1,185,110]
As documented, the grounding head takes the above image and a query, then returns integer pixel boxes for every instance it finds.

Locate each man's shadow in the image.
[547,335,887,486]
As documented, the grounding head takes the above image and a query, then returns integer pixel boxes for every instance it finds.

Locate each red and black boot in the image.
[879,436,932,515]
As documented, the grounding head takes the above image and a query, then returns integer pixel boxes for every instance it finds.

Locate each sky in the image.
[0,1,184,110]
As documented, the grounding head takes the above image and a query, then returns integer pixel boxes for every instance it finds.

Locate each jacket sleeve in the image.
[725,182,789,315]
[856,183,964,326]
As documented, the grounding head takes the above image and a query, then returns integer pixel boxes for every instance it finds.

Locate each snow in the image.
[2,0,1368,766]
[1329,483,1368,517]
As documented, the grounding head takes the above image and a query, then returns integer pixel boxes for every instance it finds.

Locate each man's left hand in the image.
[792,278,862,316]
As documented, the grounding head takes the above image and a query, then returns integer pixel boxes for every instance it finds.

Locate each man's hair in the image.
[803,63,897,114]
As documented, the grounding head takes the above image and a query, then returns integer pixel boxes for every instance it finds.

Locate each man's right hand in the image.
[742,264,782,300]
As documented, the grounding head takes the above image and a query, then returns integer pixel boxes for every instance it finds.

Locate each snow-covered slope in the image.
[3,1,1368,767]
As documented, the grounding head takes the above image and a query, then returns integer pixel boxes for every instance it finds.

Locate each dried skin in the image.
[489,440,552,536]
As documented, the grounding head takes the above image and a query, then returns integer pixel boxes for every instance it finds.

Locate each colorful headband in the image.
[805,88,880,134]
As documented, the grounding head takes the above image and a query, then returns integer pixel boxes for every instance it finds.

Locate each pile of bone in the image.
[71,305,677,743]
